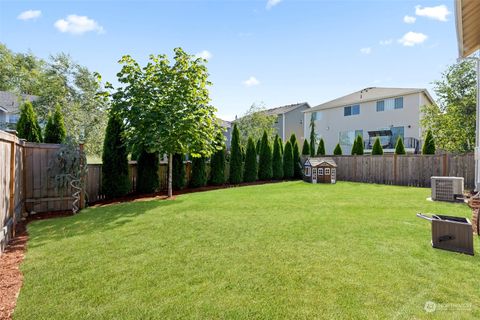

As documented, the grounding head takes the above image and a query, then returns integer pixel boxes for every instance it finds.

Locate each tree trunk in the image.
[168,153,173,198]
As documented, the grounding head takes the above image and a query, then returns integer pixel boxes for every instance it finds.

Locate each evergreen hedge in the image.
[333,143,342,155]
[292,138,302,178]
[256,139,261,155]
[17,101,42,143]
[309,121,316,157]
[316,138,326,156]
[351,135,364,155]
[243,137,257,182]
[190,156,207,188]
[272,135,283,180]
[101,114,130,198]
[372,138,384,155]
[283,141,294,179]
[258,131,273,180]
[44,104,66,144]
[394,137,406,155]
[210,148,226,185]
[422,130,436,155]
[229,124,243,184]
[301,139,310,156]
[137,149,159,193]
[172,153,186,190]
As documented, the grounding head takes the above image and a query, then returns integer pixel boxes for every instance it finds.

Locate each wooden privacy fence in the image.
[331,154,475,189]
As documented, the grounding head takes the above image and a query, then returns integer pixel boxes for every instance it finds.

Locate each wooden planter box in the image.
[418,213,474,255]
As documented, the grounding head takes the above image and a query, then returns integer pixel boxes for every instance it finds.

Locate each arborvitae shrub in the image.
[394,137,406,155]
[44,104,66,144]
[309,123,316,157]
[292,140,302,178]
[272,135,283,180]
[137,149,159,193]
[316,138,326,156]
[351,138,358,155]
[283,141,294,179]
[333,143,343,155]
[422,130,436,155]
[301,139,310,156]
[101,114,130,198]
[372,137,384,155]
[256,139,261,155]
[190,156,207,188]
[229,124,243,184]
[17,101,42,142]
[289,133,297,149]
[210,148,225,185]
[172,153,186,190]
[258,131,273,180]
[243,137,257,182]
[356,135,364,155]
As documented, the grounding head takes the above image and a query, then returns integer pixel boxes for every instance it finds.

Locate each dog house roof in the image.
[304,157,337,167]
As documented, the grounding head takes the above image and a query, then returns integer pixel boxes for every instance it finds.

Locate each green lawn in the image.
[15,182,479,319]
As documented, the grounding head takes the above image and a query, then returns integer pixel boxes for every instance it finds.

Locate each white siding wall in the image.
[306,92,427,154]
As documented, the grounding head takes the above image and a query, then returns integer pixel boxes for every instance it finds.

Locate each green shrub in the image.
[309,121,316,157]
[394,137,406,155]
[258,131,272,180]
[292,139,302,178]
[229,124,243,184]
[101,114,130,198]
[17,101,42,142]
[256,138,261,155]
[351,135,364,155]
[172,153,186,190]
[210,148,225,185]
[316,138,326,156]
[44,104,66,144]
[190,156,207,188]
[333,143,342,155]
[372,138,384,155]
[272,135,283,180]
[243,137,257,182]
[289,133,297,149]
[283,141,294,179]
[422,130,436,155]
[301,139,310,156]
[137,149,159,193]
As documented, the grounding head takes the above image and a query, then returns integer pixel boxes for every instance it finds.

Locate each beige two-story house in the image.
[304,87,434,154]
[266,102,310,142]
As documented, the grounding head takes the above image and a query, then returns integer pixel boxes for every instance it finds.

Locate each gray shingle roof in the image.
[264,102,310,115]
[307,87,434,112]
[0,91,38,114]
[305,157,337,167]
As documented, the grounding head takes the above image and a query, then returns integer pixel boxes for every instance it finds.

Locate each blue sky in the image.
[0,0,457,120]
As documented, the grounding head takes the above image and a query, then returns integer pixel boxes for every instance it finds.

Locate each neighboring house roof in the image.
[264,102,310,116]
[0,91,38,114]
[217,118,232,128]
[307,87,434,112]
[305,157,337,167]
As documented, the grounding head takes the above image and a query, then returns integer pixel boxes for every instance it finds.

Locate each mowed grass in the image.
[15,182,479,319]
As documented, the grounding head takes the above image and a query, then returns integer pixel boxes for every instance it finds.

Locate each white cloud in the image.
[360,47,372,54]
[415,5,450,22]
[266,0,282,9]
[54,15,104,35]
[195,50,212,60]
[379,39,393,46]
[403,15,416,24]
[243,76,260,87]
[17,10,41,21]
[398,31,428,46]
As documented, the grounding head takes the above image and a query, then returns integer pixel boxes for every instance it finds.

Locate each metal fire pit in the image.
[417,213,474,255]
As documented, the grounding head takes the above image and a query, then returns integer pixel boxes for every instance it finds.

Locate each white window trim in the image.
[325,168,330,175]
[319,168,324,175]
[305,167,311,177]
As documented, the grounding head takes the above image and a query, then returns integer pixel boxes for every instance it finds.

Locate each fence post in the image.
[9,141,16,237]
[442,153,448,176]
[79,143,86,210]
[393,154,398,185]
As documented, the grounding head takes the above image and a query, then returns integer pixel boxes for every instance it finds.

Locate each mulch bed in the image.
[0,180,289,319]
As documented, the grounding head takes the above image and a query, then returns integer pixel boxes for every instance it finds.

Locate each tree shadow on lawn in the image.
[26,198,183,249]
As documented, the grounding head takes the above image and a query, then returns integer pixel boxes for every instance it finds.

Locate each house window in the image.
[319,168,323,175]
[305,167,311,177]
[339,130,363,146]
[391,126,404,145]
[344,104,360,116]
[325,168,330,175]
[331,168,336,176]
[376,100,385,112]
[394,97,403,109]
[8,114,20,123]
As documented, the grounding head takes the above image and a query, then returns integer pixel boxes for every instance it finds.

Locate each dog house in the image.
[303,157,337,184]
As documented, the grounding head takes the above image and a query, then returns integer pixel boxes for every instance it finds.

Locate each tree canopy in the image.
[235,103,277,148]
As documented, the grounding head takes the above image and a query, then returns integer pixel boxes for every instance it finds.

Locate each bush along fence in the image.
[331,153,475,189]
